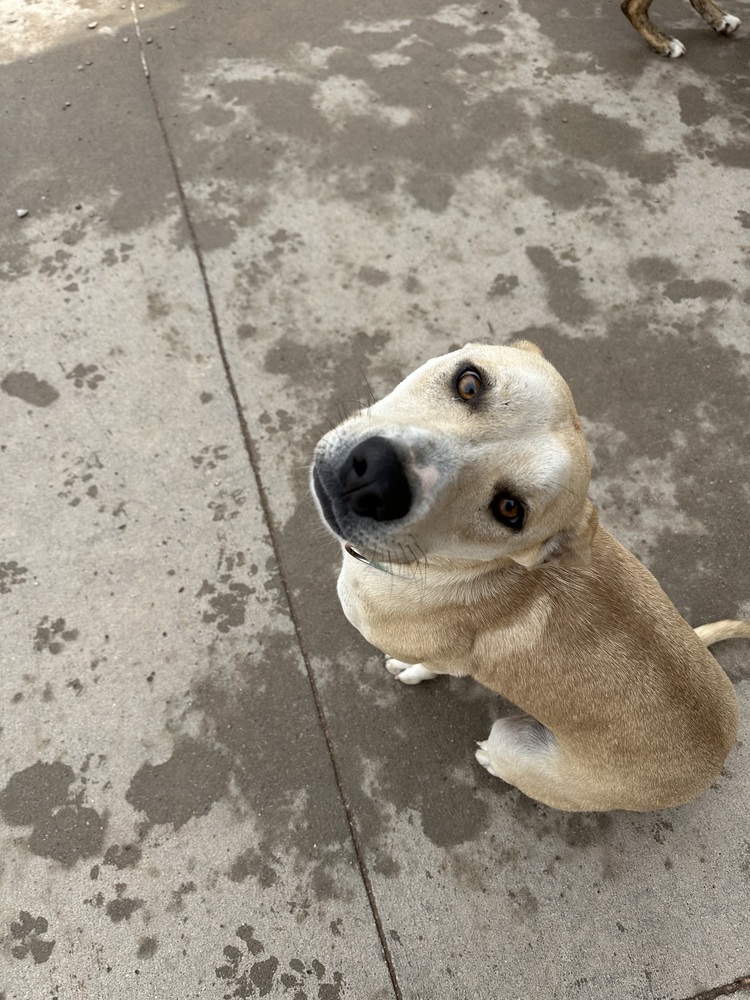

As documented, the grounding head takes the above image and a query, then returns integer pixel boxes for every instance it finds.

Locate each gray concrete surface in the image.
[1,0,749,997]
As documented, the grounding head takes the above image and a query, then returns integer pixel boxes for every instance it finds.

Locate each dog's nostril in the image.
[339,436,412,521]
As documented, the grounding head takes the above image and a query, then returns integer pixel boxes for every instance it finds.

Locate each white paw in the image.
[385,657,438,685]
[664,37,687,57]
[475,741,500,777]
[717,13,740,34]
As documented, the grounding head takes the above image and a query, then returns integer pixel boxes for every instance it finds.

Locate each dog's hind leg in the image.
[621,0,687,55]
[476,715,595,812]
[688,0,741,35]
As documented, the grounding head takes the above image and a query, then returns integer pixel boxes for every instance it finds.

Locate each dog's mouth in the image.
[312,465,344,537]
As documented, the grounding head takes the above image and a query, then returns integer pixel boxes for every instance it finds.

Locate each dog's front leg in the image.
[384,657,441,685]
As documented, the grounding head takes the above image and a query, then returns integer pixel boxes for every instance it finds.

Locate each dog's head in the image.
[311,342,596,570]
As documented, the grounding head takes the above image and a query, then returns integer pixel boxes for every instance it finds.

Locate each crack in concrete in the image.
[133,35,402,1000]
[678,974,750,1000]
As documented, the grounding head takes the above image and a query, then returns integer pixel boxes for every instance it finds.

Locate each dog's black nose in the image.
[339,436,412,521]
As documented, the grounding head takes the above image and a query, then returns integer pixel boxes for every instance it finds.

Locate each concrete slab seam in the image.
[677,974,750,1000]
[126,13,403,998]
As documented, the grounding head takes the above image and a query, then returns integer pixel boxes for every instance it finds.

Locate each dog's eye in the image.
[491,492,525,530]
[456,369,482,400]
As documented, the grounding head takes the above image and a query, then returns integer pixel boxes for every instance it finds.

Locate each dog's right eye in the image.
[456,369,482,400]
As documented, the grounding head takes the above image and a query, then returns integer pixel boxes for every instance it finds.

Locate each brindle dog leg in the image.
[621,0,687,56]
[688,0,741,34]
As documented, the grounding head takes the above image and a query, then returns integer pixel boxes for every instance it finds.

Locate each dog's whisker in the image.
[357,362,377,408]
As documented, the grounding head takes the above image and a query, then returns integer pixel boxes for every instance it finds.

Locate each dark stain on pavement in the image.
[540,101,676,186]
[1,371,59,407]
[126,737,231,830]
[0,760,106,865]
[189,630,352,889]
[526,246,595,325]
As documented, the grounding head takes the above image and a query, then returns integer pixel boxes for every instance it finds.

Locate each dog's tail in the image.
[694,620,750,646]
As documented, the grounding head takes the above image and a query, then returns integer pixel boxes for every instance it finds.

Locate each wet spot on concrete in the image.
[33,616,79,654]
[678,85,715,127]
[664,278,733,302]
[103,843,142,869]
[1,371,59,407]
[507,885,539,921]
[0,761,74,826]
[488,273,519,298]
[525,160,610,212]
[10,912,55,964]
[357,265,390,286]
[194,217,237,252]
[526,246,594,325]
[708,140,750,170]
[237,925,263,956]
[106,894,144,924]
[197,559,254,632]
[29,805,106,865]
[188,632,351,889]
[405,170,455,212]
[138,936,158,958]
[237,323,257,340]
[627,256,679,285]
[229,844,281,889]
[0,560,29,594]
[169,881,197,910]
[126,737,230,830]
[541,102,676,185]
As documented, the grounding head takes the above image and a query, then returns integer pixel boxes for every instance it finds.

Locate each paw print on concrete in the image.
[0,560,28,594]
[57,452,104,508]
[197,551,254,633]
[65,363,105,390]
[191,444,229,472]
[10,911,56,964]
[216,925,345,999]
[34,616,79,654]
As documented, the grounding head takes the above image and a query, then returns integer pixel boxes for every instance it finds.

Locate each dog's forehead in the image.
[380,343,573,419]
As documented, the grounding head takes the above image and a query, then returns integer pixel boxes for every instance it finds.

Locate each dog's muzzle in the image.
[313,435,413,536]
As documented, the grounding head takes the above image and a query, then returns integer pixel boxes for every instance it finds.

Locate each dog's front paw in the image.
[662,37,687,56]
[385,657,439,685]
[717,13,740,34]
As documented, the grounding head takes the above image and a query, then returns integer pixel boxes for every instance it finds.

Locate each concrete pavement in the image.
[1,0,749,997]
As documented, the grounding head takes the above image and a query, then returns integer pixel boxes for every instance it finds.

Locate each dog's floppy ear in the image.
[508,340,544,357]
[511,502,598,570]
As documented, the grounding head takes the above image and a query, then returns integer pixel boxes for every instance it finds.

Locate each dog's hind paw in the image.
[385,657,439,684]
[717,13,740,34]
[475,742,501,777]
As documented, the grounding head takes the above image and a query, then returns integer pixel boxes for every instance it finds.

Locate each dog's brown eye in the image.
[491,492,525,530]
[456,369,482,400]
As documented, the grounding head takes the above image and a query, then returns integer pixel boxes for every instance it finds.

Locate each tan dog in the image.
[621,0,740,56]
[312,342,749,812]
